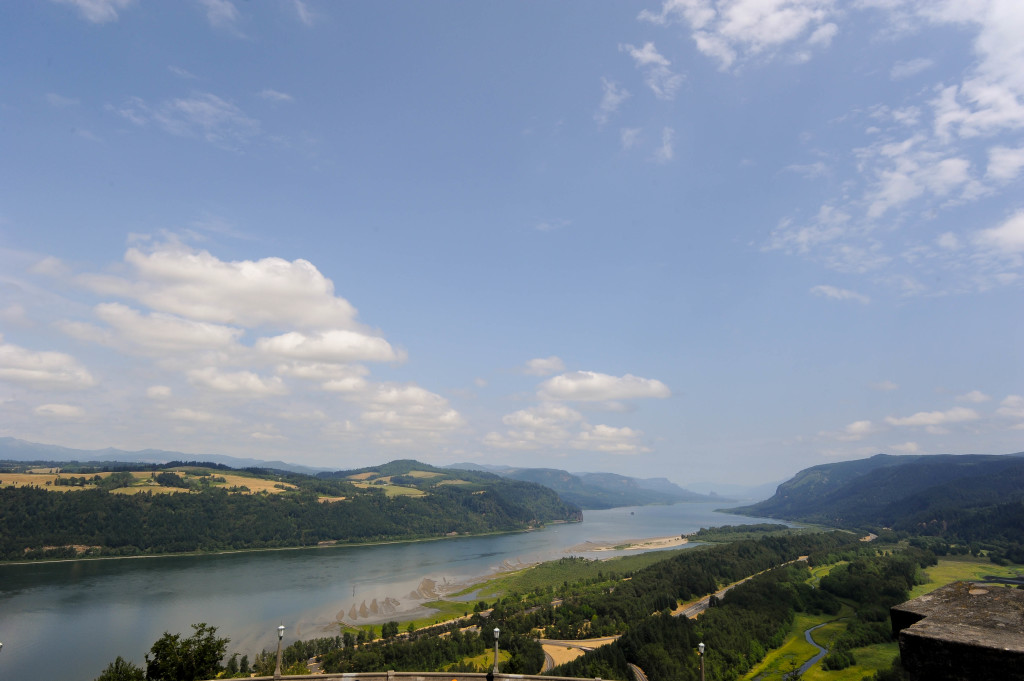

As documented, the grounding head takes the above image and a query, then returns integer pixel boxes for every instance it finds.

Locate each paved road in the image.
[674,557,809,619]
[628,662,649,681]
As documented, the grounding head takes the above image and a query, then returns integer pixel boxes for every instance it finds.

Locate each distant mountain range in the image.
[728,452,1024,545]
[0,437,327,475]
[446,462,722,509]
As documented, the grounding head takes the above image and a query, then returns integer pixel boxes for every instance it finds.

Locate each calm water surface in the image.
[0,502,779,680]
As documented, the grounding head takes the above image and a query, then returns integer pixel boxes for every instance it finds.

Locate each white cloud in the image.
[360,383,463,433]
[986,146,1024,181]
[259,89,294,102]
[539,371,671,401]
[840,419,874,440]
[890,57,934,80]
[524,356,565,376]
[957,390,991,403]
[996,395,1024,420]
[810,284,870,304]
[113,92,259,149]
[621,127,642,149]
[890,441,920,453]
[871,380,899,391]
[52,0,134,23]
[168,66,197,79]
[885,406,980,427]
[503,403,583,431]
[34,403,85,418]
[80,243,360,330]
[46,93,79,108]
[90,302,244,353]
[188,367,287,396]
[197,0,240,30]
[595,78,630,126]
[256,330,402,363]
[571,424,650,454]
[936,232,961,251]
[293,0,314,26]
[535,219,571,232]
[654,127,676,163]
[639,0,837,70]
[147,385,172,399]
[0,337,96,389]
[620,43,684,100]
[167,407,231,424]
[975,210,1024,253]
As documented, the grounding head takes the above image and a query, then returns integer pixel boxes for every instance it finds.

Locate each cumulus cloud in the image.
[997,395,1024,420]
[885,406,979,427]
[187,367,287,396]
[256,330,402,363]
[539,371,671,402]
[975,210,1024,253]
[986,146,1024,182]
[810,284,870,304]
[524,356,565,376]
[957,390,991,403]
[0,337,96,389]
[620,42,684,100]
[167,407,231,424]
[84,303,244,354]
[34,403,85,418]
[52,0,134,23]
[360,383,463,433]
[571,424,650,454]
[147,385,172,399]
[840,419,874,440]
[485,403,649,454]
[890,441,920,453]
[80,243,360,330]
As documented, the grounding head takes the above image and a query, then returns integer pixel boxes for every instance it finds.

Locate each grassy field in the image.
[742,612,838,680]
[0,467,298,495]
[909,555,1024,598]
[350,481,425,497]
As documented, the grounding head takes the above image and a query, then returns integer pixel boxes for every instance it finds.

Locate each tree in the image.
[94,656,145,681]
[144,622,228,681]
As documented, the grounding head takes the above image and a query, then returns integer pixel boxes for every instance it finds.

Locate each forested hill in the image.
[727,453,1024,548]
[445,463,718,509]
[0,459,579,561]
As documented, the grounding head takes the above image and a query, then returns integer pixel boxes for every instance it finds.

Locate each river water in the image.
[0,501,778,681]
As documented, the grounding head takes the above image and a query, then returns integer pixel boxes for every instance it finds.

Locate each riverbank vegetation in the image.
[0,460,580,561]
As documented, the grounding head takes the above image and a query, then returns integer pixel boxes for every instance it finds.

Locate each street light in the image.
[492,627,500,674]
[274,624,286,680]
[697,642,705,681]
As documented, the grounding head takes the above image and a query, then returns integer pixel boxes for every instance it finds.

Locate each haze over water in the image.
[0,502,783,681]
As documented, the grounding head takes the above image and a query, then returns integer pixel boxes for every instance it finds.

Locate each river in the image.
[0,501,779,681]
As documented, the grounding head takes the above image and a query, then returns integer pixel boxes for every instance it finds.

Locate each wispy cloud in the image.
[620,42,684,100]
[653,127,675,163]
[52,0,134,24]
[639,0,837,71]
[595,78,630,126]
[112,92,260,150]
[259,89,294,103]
[810,284,870,304]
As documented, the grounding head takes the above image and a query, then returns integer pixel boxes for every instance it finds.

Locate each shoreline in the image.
[0,522,578,568]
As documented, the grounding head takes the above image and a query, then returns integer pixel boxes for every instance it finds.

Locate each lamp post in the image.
[492,627,500,675]
[274,624,285,680]
[697,642,705,681]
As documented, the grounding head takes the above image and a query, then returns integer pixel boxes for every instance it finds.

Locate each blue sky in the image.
[1,0,1021,486]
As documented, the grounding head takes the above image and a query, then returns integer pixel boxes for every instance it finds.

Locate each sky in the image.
[0,0,1022,487]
